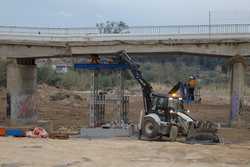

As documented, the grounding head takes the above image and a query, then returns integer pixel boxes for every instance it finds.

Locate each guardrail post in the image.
[178,26,181,34]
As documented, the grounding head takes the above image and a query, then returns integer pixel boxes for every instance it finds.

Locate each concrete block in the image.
[80,128,130,138]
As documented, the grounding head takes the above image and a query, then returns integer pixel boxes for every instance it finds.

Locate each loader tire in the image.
[169,125,178,141]
[142,117,159,139]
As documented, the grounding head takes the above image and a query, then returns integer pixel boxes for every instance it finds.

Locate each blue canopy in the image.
[74,64,129,71]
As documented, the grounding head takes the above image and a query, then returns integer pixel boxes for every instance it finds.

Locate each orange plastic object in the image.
[0,127,6,136]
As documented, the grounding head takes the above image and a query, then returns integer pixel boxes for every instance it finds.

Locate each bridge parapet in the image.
[0,24,250,42]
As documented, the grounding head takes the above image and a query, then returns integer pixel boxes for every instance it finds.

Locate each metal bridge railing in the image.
[0,24,250,41]
[0,24,250,35]
[128,24,250,34]
[0,26,99,35]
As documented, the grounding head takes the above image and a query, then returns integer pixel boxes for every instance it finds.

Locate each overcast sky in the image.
[0,0,250,27]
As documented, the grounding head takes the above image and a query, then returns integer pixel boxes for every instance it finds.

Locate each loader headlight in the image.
[178,97,183,100]
[169,97,173,100]
[160,110,165,113]
[171,93,177,97]
[170,109,175,113]
[186,109,190,113]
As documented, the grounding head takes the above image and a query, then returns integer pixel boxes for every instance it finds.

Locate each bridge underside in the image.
[70,41,250,57]
[1,39,250,59]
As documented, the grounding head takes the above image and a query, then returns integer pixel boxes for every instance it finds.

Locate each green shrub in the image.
[37,65,61,86]
[36,61,230,91]
[59,70,90,90]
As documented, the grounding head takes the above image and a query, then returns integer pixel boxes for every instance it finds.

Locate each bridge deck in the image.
[1,24,250,58]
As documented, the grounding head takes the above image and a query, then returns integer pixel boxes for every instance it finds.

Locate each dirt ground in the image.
[0,136,250,167]
[0,85,250,166]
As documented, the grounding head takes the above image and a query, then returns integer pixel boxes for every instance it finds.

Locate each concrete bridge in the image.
[1,24,249,126]
[1,24,250,58]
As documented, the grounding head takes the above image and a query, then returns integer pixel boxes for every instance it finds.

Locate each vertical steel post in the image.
[89,71,98,127]
[209,10,211,39]
[118,70,124,126]
[89,71,94,127]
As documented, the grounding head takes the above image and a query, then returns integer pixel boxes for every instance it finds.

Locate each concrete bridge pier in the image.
[229,56,246,126]
[7,58,38,125]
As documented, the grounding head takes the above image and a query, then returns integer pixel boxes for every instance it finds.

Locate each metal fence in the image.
[89,94,129,128]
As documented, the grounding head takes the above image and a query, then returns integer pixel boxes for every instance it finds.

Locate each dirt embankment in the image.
[1,84,250,132]
[37,85,145,132]
[37,84,89,132]
[0,88,6,121]
[36,85,250,132]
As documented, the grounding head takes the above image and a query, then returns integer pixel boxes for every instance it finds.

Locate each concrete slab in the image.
[80,128,131,139]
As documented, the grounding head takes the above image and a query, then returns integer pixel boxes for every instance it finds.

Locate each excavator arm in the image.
[115,50,152,115]
[169,82,182,95]
[168,81,188,99]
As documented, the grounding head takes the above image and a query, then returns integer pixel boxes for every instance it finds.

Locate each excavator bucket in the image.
[176,112,220,144]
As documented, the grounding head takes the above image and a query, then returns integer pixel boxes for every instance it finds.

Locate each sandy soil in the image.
[0,136,250,167]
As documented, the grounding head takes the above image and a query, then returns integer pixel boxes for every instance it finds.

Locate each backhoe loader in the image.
[115,50,220,143]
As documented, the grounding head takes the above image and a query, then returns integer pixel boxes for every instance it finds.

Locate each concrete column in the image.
[229,56,246,126]
[7,58,38,125]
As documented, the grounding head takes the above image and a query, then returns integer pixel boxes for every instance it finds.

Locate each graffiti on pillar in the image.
[230,95,239,121]
[16,94,38,120]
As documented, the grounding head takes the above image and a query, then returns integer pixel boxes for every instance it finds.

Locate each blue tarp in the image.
[6,129,25,137]
[74,64,129,70]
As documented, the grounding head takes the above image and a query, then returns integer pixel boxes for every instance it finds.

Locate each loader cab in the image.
[150,93,185,122]
[151,93,184,112]
[168,96,185,113]
[151,93,168,113]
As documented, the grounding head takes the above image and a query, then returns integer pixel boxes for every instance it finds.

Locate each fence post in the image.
[209,10,211,39]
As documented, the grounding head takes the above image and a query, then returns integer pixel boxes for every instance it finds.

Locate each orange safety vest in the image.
[188,79,197,88]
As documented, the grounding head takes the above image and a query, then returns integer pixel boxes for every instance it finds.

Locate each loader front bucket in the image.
[186,121,221,144]
[186,132,221,144]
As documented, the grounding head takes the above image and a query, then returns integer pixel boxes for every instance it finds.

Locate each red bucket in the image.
[0,127,6,136]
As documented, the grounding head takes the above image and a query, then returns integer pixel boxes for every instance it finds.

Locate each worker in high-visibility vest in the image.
[187,76,197,101]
